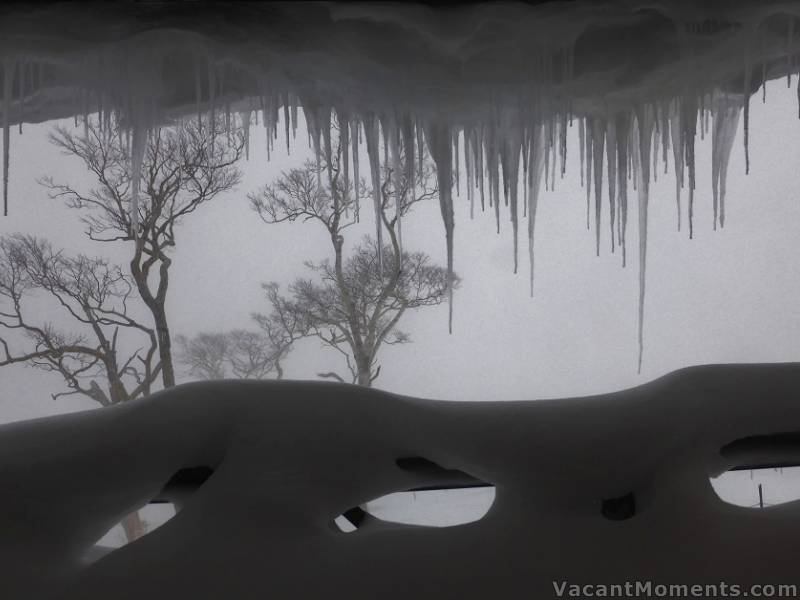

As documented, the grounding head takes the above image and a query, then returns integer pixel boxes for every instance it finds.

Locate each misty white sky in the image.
[0,81,798,424]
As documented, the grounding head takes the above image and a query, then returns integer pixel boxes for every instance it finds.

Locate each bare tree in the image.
[0,235,160,403]
[42,115,245,389]
[249,136,455,387]
[175,329,285,380]
[0,234,160,540]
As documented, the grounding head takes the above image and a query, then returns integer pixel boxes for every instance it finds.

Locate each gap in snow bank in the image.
[334,487,496,531]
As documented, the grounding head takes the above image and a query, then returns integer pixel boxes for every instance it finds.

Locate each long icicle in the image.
[635,105,654,374]
[743,32,752,175]
[352,118,360,221]
[425,121,455,333]
[389,117,403,255]
[606,118,617,253]
[528,122,546,297]
[363,114,384,272]
[501,125,522,273]
[669,99,684,231]
[130,120,146,238]
[592,117,605,256]
[616,114,630,268]
[3,59,10,216]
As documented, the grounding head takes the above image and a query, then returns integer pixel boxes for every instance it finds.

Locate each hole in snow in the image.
[601,492,636,520]
[334,486,496,531]
[720,432,800,466]
[395,456,486,488]
[83,465,215,561]
[711,466,800,508]
[85,502,177,562]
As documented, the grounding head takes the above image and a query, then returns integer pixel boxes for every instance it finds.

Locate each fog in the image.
[1,78,798,424]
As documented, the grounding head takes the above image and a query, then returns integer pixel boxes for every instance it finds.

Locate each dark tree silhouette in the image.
[175,329,286,380]
[249,137,455,387]
[0,233,161,541]
[42,115,244,389]
[0,235,160,403]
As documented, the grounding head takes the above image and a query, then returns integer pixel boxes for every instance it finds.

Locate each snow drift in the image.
[1,363,800,598]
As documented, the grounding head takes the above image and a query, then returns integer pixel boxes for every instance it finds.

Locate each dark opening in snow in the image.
[334,486,496,532]
[395,456,487,489]
[601,492,636,521]
[153,465,215,504]
[712,466,800,508]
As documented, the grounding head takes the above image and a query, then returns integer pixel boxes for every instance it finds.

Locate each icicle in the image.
[340,113,350,209]
[544,124,550,192]
[453,130,460,198]
[743,36,751,175]
[585,118,593,231]
[263,97,272,162]
[669,100,684,232]
[527,123,546,297]
[304,104,321,187]
[591,118,605,256]
[402,115,415,198]
[616,114,630,267]
[522,128,529,218]
[291,98,298,140]
[389,118,403,254]
[3,60,10,216]
[789,19,795,89]
[635,106,654,374]
[661,105,670,175]
[425,121,456,333]
[363,115,384,272]
[762,41,767,104]
[652,124,659,183]
[711,93,741,230]
[483,125,500,232]
[130,123,146,238]
[320,107,333,183]
[225,102,231,145]
[466,128,475,219]
[416,121,424,176]
[684,98,697,239]
[18,56,24,135]
[283,95,291,155]
[559,114,567,178]
[208,59,217,134]
[476,128,485,212]
[352,118,361,221]
[549,119,556,190]
[240,110,251,160]
[606,119,617,253]
[194,54,203,128]
[579,117,585,187]
[500,126,522,273]
[630,122,639,192]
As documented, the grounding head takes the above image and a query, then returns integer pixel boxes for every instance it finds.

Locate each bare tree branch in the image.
[0,234,161,405]
[43,114,246,389]
[252,134,456,386]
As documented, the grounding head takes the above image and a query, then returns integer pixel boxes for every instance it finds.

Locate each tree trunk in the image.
[121,510,147,543]
[356,355,372,387]
[153,304,175,388]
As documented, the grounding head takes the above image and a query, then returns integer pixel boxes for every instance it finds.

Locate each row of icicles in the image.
[0,55,776,373]
[276,92,745,373]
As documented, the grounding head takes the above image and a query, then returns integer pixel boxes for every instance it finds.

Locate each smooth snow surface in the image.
[2,363,800,599]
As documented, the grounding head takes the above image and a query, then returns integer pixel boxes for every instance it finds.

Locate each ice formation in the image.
[1,2,799,368]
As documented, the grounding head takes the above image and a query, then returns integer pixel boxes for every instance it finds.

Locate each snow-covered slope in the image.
[1,363,799,599]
